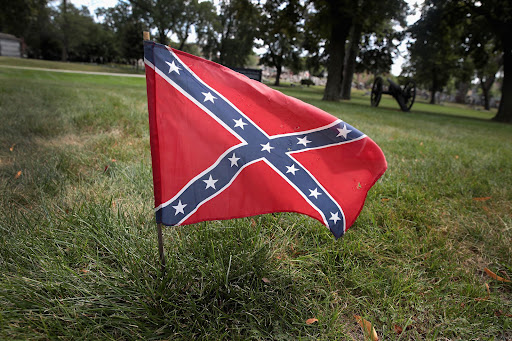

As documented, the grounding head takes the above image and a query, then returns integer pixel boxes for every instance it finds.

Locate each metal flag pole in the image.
[143,31,166,274]
[156,223,166,271]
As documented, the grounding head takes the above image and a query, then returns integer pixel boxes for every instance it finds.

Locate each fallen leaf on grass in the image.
[472,197,491,201]
[484,268,511,282]
[381,198,390,202]
[393,323,413,334]
[305,318,318,325]
[475,283,491,301]
[103,165,109,173]
[354,315,378,341]
[495,310,512,318]
[455,155,459,159]
[14,170,22,179]
[261,277,270,284]
[393,325,403,334]
[250,218,256,227]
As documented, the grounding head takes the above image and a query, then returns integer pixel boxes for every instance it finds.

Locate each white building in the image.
[0,33,22,57]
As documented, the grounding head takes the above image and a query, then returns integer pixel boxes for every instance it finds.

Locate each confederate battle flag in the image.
[144,40,387,239]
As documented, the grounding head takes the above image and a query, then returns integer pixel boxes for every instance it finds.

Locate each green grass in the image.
[1,66,511,340]
[0,56,145,74]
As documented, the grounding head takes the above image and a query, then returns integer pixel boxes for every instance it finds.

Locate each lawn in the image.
[0,56,145,74]
[0,64,511,340]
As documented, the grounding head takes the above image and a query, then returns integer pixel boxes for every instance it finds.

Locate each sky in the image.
[70,0,118,12]
[70,0,424,76]
[391,0,424,75]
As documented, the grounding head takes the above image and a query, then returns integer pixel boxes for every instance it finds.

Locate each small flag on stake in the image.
[143,40,386,239]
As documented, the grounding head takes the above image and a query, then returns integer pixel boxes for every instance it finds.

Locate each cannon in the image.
[370,76,416,112]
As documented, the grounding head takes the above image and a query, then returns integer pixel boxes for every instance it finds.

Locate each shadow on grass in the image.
[272,84,501,125]
[333,91,498,123]
[374,104,498,125]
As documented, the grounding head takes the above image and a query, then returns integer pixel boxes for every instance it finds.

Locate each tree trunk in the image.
[323,19,352,101]
[158,28,167,45]
[178,39,186,51]
[61,0,68,62]
[482,87,490,110]
[274,63,282,86]
[493,27,512,122]
[455,81,470,104]
[430,68,439,104]
[429,89,436,104]
[482,88,490,110]
[178,30,189,50]
[479,74,495,110]
[340,22,362,100]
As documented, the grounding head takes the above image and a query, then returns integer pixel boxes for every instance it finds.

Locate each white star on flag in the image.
[202,92,217,103]
[172,200,187,215]
[228,153,240,167]
[329,212,341,224]
[336,124,352,139]
[203,174,219,189]
[233,118,248,129]
[309,188,322,199]
[260,142,274,153]
[165,60,181,74]
[297,136,312,146]
[286,164,299,175]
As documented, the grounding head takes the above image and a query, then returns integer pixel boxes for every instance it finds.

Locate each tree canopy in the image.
[407,0,511,120]
[303,0,407,101]
[201,0,260,67]
[465,0,512,122]
[258,0,303,86]
[406,0,462,104]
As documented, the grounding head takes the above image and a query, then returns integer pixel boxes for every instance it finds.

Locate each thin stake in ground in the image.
[143,30,166,273]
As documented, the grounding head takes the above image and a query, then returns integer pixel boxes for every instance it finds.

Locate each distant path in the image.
[0,64,145,77]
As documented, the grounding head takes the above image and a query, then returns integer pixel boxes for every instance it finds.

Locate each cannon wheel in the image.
[371,77,383,107]
[400,80,416,112]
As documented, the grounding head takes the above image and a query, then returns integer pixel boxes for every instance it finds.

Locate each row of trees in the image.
[0,0,114,62]
[407,0,511,122]
[0,0,509,122]
[0,0,408,91]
